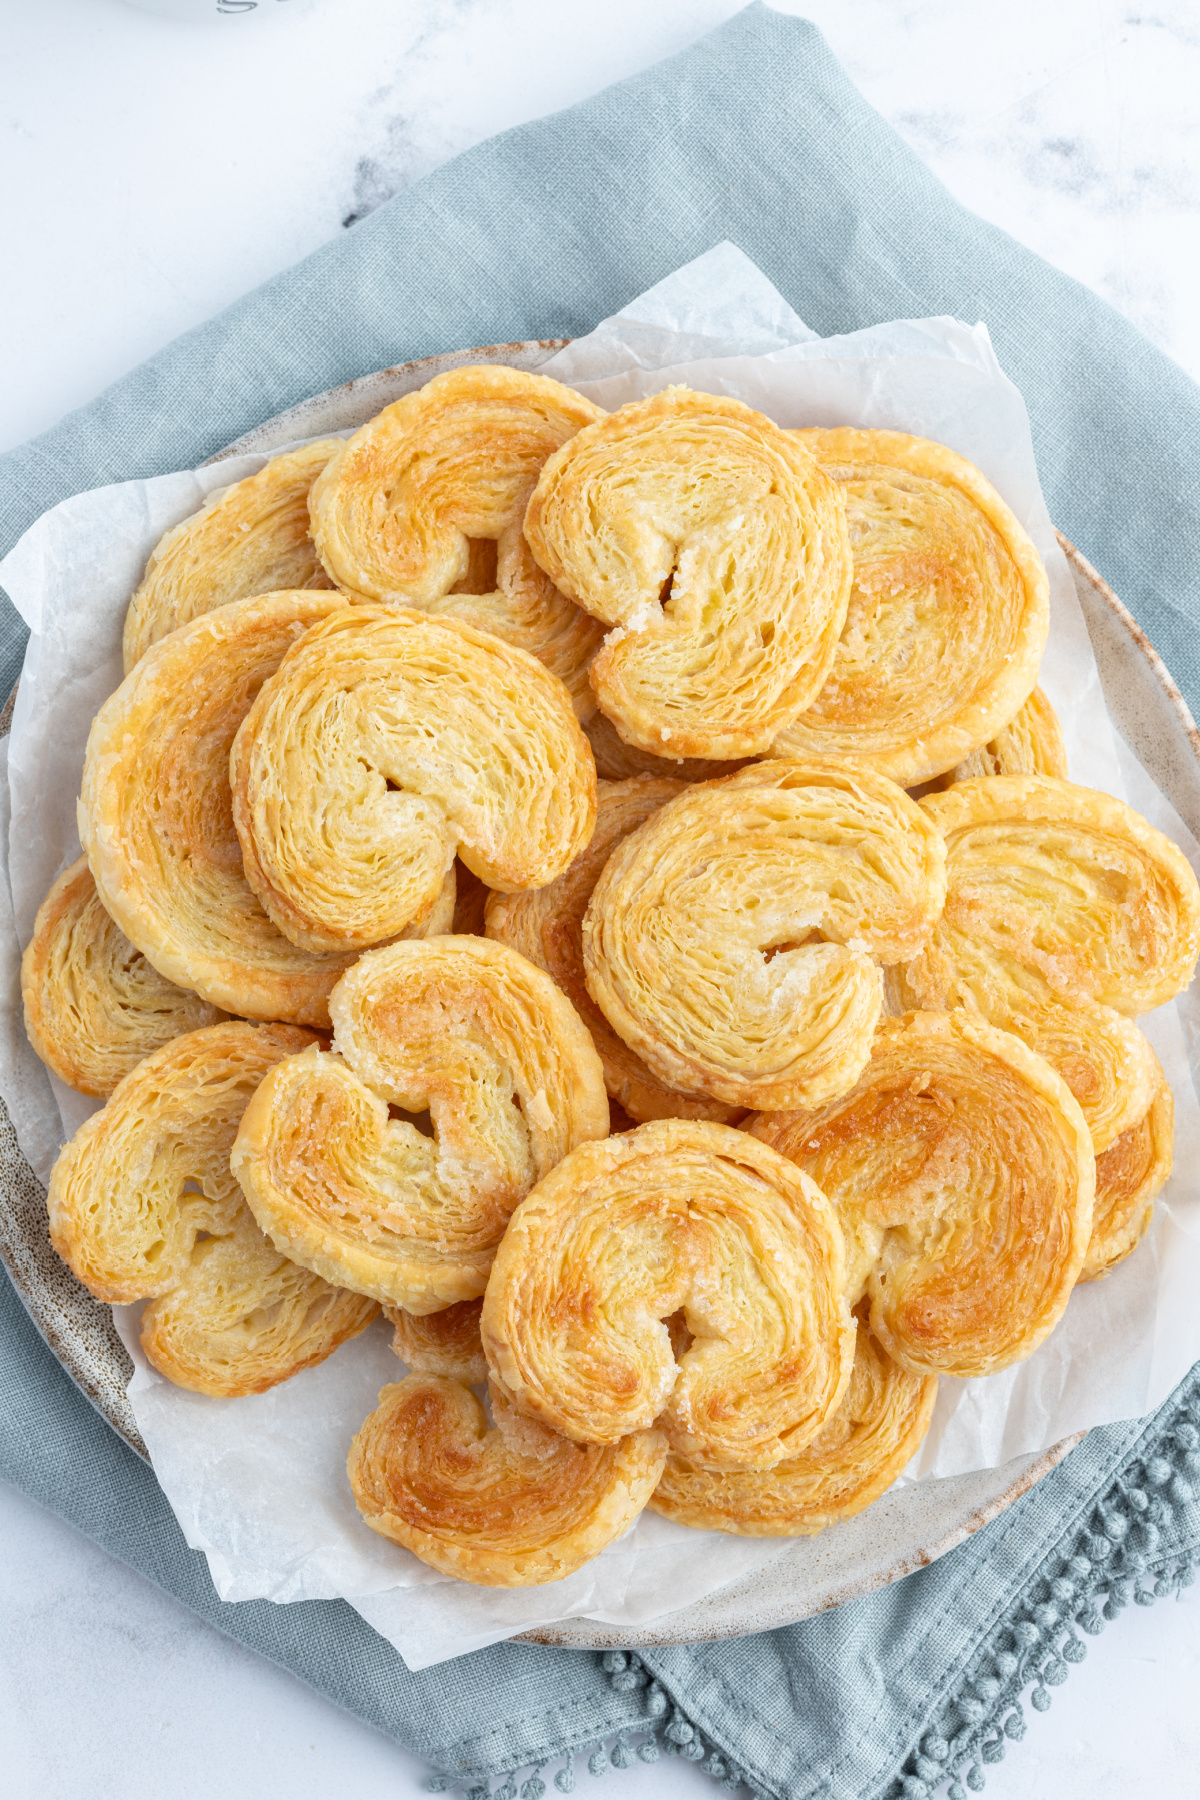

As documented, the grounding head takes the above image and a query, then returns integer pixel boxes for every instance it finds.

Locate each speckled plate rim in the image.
[2,344,1198,1652]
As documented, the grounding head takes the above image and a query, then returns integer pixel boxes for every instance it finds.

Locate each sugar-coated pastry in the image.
[348,1374,666,1586]
[80,591,362,1026]
[1083,1067,1173,1282]
[230,606,597,954]
[934,685,1067,787]
[46,1022,377,1395]
[486,777,743,1124]
[22,857,224,1097]
[583,760,946,1111]
[481,1120,854,1471]
[308,367,605,715]
[122,441,341,672]
[524,388,853,760]
[773,430,1049,785]
[583,709,751,783]
[649,1316,936,1535]
[750,1011,1094,1379]
[232,937,610,1311]
[385,1300,487,1382]
[896,776,1200,1150]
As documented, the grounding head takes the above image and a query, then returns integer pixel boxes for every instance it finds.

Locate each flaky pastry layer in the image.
[486,777,743,1124]
[649,1315,936,1535]
[122,441,341,672]
[232,936,609,1310]
[750,1011,1094,1379]
[308,366,605,716]
[524,387,852,759]
[348,1375,666,1586]
[22,856,224,1096]
[482,1120,855,1471]
[896,775,1200,1149]
[79,591,364,1026]
[1084,1066,1173,1282]
[934,685,1067,787]
[583,709,751,783]
[583,759,946,1110]
[230,606,597,953]
[773,429,1049,785]
[385,1300,487,1383]
[47,1022,377,1395]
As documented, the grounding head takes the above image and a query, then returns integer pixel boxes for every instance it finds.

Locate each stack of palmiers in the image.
[25,364,1200,1587]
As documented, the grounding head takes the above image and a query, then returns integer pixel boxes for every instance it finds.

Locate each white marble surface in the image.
[3,1,1200,1795]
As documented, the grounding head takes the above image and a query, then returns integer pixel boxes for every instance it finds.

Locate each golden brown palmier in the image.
[232,937,609,1312]
[524,387,852,760]
[122,441,341,673]
[80,591,362,1026]
[348,1375,666,1587]
[385,1300,487,1382]
[46,1022,377,1396]
[773,430,1049,785]
[649,1316,936,1536]
[22,857,224,1097]
[896,776,1200,1150]
[308,366,605,715]
[482,1120,854,1471]
[749,1011,1094,1380]
[486,777,742,1124]
[934,686,1067,787]
[583,760,946,1111]
[1083,1068,1173,1282]
[583,709,751,784]
[230,606,597,955]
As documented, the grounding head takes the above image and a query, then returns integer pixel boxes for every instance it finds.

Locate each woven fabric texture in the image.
[2,8,1199,1796]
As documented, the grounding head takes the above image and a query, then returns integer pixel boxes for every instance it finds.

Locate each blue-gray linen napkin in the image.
[2,8,1199,1798]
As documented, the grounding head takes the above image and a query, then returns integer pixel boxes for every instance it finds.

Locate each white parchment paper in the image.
[1,242,1198,1668]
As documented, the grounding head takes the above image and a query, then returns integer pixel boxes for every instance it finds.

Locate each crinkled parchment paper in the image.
[1,243,1197,1668]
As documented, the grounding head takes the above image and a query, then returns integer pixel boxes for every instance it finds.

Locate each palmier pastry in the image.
[80,591,366,1025]
[122,441,341,672]
[481,1120,854,1471]
[385,1300,487,1383]
[583,710,750,784]
[486,777,742,1124]
[895,776,1200,1150]
[308,366,605,715]
[934,685,1067,787]
[22,857,224,1097]
[524,388,853,760]
[348,1374,666,1587]
[46,1022,377,1396]
[583,760,946,1110]
[749,1011,1094,1379]
[230,606,597,954]
[772,430,1049,785]
[1083,1066,1173,1282]
[231,937,609,1311]
[650,1315,936,1536]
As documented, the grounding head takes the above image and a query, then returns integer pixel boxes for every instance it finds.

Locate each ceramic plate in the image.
[3,343,1197,1651]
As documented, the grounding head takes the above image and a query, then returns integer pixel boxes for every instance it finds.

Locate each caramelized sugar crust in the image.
[47,1022,377,1396]
[775,429,1049,786]
[750,1011,1094,1380]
